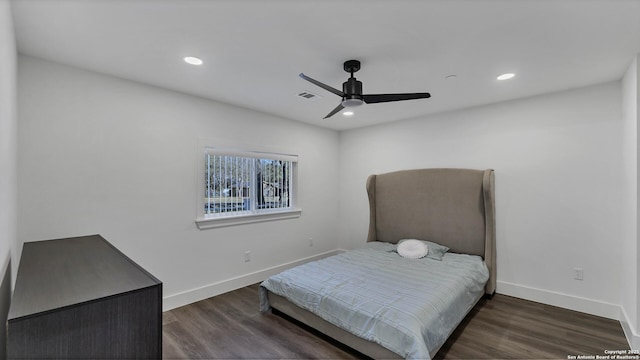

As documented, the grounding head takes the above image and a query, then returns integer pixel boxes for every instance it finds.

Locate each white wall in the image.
[339,82,626,319]
[637,53,640,345]
[17,56,340,310]
[622,54,640,349]
[0,0,17,357]
[0,0,16,272]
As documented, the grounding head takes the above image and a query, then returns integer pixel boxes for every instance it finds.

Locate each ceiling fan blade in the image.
[323,103,345,119]
[299,73,344,97]
[362,93,431,104]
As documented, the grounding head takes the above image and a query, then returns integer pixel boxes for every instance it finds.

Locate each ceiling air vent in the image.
[297,91,322,101]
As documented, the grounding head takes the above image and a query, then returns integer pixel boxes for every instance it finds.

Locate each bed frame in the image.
[267,168,496,359]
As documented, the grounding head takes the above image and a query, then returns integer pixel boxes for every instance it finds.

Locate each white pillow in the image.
[397,239,429,259]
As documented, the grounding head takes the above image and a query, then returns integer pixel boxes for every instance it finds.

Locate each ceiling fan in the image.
[299,60,431,119]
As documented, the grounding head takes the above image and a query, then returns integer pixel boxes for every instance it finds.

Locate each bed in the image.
[260,168,496,359]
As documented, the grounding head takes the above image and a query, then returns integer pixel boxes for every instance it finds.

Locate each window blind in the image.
[204,149,295,217]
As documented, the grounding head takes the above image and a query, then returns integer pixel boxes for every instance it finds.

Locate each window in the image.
[196,148,300,229]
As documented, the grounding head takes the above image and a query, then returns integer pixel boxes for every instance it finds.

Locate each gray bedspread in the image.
[259,242,489,359]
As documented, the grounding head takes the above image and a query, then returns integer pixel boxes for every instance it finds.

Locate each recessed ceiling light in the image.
[343,111,354,117]
[497,73,515,81]
[184,56,203,65]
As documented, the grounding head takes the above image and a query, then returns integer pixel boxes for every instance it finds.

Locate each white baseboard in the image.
[497,281,639,349]
[162,249,342,311]
[497,281,620,319]
[620,307,640,350]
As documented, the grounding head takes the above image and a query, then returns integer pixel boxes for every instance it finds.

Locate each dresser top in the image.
[8,235,161,320]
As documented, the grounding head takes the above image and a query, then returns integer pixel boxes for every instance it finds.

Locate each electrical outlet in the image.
[573,268,583,280]
[308,237,313,247]
[244,251,251,262]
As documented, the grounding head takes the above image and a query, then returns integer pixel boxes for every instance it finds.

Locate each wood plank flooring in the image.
[163,284,629,359]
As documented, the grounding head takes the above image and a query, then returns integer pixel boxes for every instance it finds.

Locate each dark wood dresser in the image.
[7,235,162,359]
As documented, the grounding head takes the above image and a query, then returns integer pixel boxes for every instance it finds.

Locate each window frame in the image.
[195,142,301,229]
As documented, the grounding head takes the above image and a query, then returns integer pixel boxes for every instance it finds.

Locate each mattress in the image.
[260,242,489,359]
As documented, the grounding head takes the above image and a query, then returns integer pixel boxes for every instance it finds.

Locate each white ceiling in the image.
[11,0,640,130]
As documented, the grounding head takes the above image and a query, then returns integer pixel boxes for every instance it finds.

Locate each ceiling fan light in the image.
[342,98,364,107]
[343,111,354,116]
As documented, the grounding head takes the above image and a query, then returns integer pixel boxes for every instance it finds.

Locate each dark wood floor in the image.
[163,284,629,359]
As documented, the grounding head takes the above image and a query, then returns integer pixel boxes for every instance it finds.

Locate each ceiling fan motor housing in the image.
[342,78,364,107]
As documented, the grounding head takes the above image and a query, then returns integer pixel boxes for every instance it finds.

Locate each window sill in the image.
[195,208,302,229]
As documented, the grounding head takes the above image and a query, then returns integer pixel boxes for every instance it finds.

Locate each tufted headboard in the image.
[366,168,496,294]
